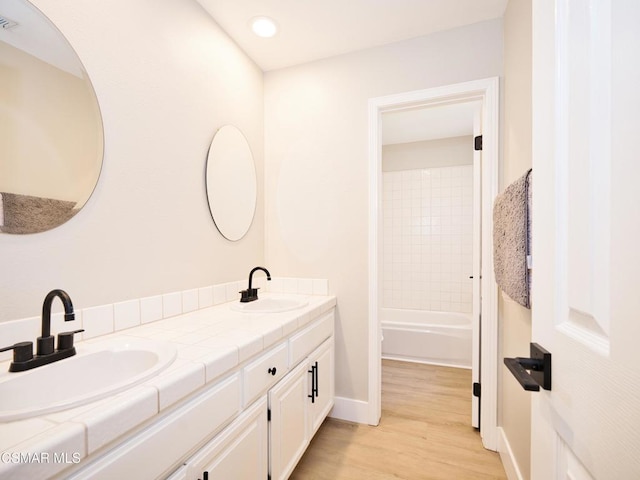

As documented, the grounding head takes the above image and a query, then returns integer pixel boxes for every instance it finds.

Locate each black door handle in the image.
[504,343,551,391]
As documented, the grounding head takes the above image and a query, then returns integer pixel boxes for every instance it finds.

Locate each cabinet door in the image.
[308,338,334,435]
[186,397,268,480]
[268,361,309,480]
[165,465,187,480]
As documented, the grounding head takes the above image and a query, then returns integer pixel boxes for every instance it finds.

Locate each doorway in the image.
[367,77,499,450]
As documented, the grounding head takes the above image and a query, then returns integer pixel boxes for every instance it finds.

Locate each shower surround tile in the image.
[382,165,473,314]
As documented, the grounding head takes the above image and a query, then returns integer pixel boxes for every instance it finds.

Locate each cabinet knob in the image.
[268,367,277,376]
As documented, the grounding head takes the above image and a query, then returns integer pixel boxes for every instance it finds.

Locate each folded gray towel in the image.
[493,169,532,308]
[0,192,77,234]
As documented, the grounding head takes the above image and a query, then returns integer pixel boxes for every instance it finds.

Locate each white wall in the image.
[0,0,264,322]
[500,0,532,478]
[264,19,503,403]
[382,135,473,171]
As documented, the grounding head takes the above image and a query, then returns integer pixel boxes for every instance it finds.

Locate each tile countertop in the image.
[0,293,336,479]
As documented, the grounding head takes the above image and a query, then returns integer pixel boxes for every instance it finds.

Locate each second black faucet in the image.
[240,267,271,303]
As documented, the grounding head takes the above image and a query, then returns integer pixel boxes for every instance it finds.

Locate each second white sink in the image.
[0,337,176,422]
[230,296,309,314]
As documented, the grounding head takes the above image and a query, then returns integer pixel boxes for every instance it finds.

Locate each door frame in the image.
[367,77,500,450]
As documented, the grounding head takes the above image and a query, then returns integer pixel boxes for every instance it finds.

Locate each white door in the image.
[471,104,482,429]
[531,0,640,478]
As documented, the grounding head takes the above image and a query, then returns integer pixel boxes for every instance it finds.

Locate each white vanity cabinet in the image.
[47,303,335,480]
[269,337,334,480]
[66,374,242,480]
[166,310,334,480]
[183,397,268,480]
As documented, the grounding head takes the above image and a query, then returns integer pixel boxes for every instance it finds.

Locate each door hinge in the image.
[474,135,483,151]
[267,408,271,421]
[473,382,481,398]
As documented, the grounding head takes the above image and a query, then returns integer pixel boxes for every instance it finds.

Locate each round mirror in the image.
[206,125,257,241]
[0,0,104,234]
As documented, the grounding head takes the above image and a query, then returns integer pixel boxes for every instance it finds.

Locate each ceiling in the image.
[0,0,84,77]
[382,101,481,146]
[196,0,508,71]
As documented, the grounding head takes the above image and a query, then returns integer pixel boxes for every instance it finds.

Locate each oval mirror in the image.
[0,0,104,234]
[206,125,257,241]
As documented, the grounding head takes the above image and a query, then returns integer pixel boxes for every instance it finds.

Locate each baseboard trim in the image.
[498,427,526,480]
[329,396,370,424]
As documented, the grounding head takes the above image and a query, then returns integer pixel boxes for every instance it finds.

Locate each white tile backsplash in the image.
[225,282,240,303]
[51,310,83,341]
[182,289,199,313]
[212,284,227,305]
[298,279,313,295]
[268,277,283,293]
[0,317,40,362]
[283,278,299,294]
[0,277,329,347]
[252,275,268,292]
[162,292,182,318]
[140,295,163,324]
[82,305,114,340]
[198,286,214,308]
[114,299,140,331]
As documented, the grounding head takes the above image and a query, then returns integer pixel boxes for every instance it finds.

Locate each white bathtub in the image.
[381,308,472,368]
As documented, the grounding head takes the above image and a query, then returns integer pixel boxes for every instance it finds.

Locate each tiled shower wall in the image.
[382,165,474,313]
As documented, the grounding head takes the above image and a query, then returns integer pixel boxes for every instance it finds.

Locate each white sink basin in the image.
[230,296,309,314]
[0,337,176,421]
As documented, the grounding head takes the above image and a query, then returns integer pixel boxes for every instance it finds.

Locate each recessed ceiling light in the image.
[251,16,278,38]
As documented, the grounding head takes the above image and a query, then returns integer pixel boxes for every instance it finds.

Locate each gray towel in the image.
[493,169,532,308]
[0,192,77,234]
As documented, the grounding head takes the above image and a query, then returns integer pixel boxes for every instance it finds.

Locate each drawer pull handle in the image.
[308,362,318,403]
[268,367,277,376]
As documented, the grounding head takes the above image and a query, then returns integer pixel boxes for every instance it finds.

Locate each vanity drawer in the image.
[68,374,241,480]
[243,342,288,406]
[289,311,334,367]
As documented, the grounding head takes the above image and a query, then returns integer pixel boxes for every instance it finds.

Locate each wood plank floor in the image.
[290,360,506,479]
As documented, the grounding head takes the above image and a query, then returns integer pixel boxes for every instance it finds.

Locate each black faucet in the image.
[239,267,271,302]
[0,289,84,372]
[38,289,75,355]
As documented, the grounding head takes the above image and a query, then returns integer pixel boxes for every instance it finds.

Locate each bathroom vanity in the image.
[0,294,335,480]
